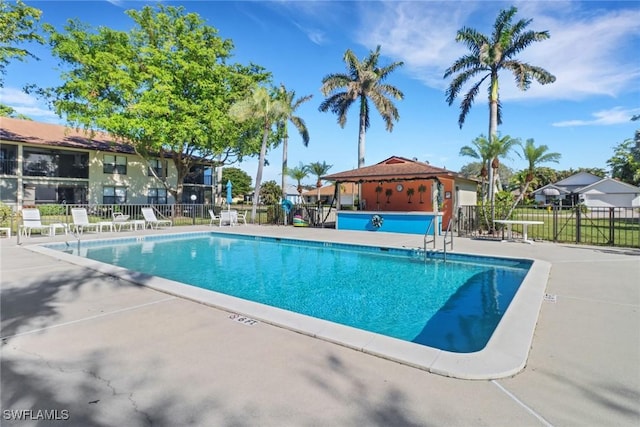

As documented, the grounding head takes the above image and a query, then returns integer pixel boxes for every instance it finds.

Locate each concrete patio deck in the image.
[1,225,639,426]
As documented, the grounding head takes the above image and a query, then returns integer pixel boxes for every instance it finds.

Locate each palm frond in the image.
[458,78,485,128]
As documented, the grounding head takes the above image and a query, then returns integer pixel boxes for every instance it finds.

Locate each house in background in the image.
[0,117,214,209]
[301,182,359,207]
[532,171,640,208]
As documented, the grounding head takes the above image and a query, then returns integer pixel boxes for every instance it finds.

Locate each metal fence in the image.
[4,202,638,248]
[456,204,640,248]
[4,202,338,230]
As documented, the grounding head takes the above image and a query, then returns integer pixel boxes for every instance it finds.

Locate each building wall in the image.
[360,177,456,228]
[88,151,178,205]
[0,140,185,208]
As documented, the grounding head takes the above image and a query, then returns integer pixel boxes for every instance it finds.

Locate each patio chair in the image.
[208,209,221,226]
[112,212,133,231]
[20,208,52,237]
[141,207,172,229]
[71,208,100,234]
[237,210,247,225]
[219,210,238,227]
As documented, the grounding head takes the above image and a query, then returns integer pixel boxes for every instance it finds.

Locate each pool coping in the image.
[25,231,551,380]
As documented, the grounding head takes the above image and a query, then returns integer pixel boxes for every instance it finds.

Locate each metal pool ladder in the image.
[423,218,454,261]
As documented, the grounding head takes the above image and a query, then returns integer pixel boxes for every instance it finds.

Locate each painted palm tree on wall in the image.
[319,45,404,169]
[445,6,555,228]
[230,86,287,222]
[277,85,312,201]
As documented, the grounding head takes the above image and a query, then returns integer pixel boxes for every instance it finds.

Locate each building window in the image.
[103,186,127,204]
[148,159,166,177]
[23,147,88,178]
[0,144,18,175]
[103,155,127,174]
[148,188,167,204]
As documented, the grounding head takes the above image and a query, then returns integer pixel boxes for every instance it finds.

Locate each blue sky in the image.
[2,0,639,187]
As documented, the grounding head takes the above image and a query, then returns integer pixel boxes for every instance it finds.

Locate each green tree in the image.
[319,45,404,169]
[444,6,555,135]
[230,85,288,221]
[459,136,492,203]
[505,139,561,217]
[445,6,555,227]
[0,0,44,86]
[32,5,268,203]
[221,167,252,199]
[285,162,310,197]
[0,103,30,119]
[259,180,281,206]
[533,167,559,188]
[307,160,332,203]
[607,139,640,186]
[277,85,312,200]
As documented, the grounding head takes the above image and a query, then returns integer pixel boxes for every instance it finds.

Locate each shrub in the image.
[38,204,66,216]
[0,203,13,226]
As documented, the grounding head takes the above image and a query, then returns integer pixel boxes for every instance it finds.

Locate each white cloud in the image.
[0,87,57,121]
[292,21,326,45]
[357,2,640,102]
[552,107,640,127]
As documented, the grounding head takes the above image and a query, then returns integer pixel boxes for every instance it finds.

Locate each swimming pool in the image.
[47,232,528,352]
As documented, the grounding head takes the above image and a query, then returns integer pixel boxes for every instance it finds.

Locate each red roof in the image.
[0,117,135,154]
[322,156,464,182]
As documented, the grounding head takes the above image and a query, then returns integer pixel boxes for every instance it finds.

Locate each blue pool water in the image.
[51,233,531,353]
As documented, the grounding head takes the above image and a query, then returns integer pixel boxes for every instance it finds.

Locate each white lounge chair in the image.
[141,207,172,229]
[208,209,220,226]
[20,208,51,237]
[71,208,100,234]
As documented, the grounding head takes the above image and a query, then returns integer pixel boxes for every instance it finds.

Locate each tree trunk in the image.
[357,106,367,207]
[281,134,288,202]
[504,180,532,220]
[488,72,499,232]
[252,125,269,222]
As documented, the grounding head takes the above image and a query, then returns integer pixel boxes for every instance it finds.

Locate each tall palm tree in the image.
[277,85,312,201]
[319,45,404,169]
[444,6,555,140]
[505,138,561,218]
[286,162,310,200]
[307,161,332,203]
[229,86,287,222]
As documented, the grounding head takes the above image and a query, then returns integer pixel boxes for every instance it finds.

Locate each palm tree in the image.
[229,86,287,222]
[307,161,332,204]
[487,133,519,196]
[505,139,561,218]
[286,162,310,200]
[319,45,404,169]
[444,6,555,141]
[459,135,492,202]
[277,85,312,201]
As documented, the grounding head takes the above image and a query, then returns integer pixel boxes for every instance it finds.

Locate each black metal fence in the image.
[4,202,638,248]
[456,204,640,248]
